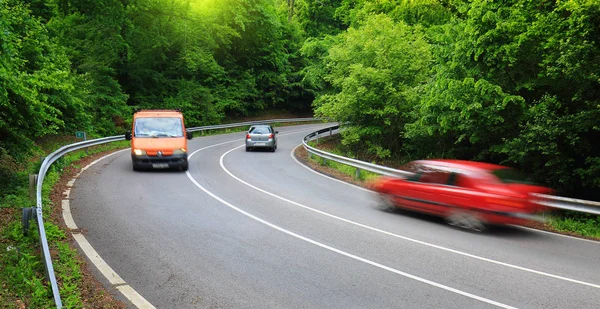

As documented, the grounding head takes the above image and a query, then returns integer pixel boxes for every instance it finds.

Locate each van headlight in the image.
[173,148,187,155]
[133,149,146,156]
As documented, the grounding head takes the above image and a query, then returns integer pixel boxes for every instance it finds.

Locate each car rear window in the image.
[419,171,451,185]
[491,168,535,184]
[249,126,271,134]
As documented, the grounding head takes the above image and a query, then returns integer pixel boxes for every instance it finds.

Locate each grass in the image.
[307,140,380,183]
[0,140,129,308]
[547,211,600,239]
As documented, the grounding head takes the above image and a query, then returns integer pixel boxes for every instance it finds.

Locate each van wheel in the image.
[132,164,140,171]
[180,162,188,172]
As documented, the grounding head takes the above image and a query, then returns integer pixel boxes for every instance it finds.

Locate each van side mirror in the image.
[125,131,132,140]
[275,131,279,134]
[186,130,193,140]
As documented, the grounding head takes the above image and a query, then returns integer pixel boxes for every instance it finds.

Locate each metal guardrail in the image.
[187,117,320,133]
[27,118,321,308]
[302,125,600,216]
[32,135,125,308]
[531,194,600,215]
[303,125,413,179]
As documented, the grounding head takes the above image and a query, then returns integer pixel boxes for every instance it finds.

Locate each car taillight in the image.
[268,134,274,139]
[246,134,251,139]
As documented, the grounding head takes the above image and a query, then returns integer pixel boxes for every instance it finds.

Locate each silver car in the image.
[245,124,278,152]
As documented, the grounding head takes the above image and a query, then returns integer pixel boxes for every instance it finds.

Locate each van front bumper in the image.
[132,153,188,169]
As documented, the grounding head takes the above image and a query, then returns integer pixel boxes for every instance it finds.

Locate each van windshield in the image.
[134,117,183,137]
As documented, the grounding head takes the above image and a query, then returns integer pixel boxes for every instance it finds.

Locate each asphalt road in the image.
[70,123,600,309]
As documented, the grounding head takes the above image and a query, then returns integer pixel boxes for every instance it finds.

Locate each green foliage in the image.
[0,137,128,307]
[312,14,431,157]
[307,140,379,182]
[0,0,88,161]
[403,0,600,198]
[406,77,525,159]
[549,212,600,239]
[1,221,54,308]
[336,0,453,28]
[295,0,347,37]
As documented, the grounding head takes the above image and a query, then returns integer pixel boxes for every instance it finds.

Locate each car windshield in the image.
[249,126,271,134]
[134,117,183,137]
[491,168,535,184]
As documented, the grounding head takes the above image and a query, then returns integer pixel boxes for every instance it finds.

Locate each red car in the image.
[371,160,554,231]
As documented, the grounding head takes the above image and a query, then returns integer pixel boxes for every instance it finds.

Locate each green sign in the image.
[75,131,85,138]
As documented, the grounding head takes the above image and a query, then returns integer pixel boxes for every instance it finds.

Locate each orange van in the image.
[125,109,192,171]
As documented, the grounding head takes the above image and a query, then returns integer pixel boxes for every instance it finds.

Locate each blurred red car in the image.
[371,160,554,231]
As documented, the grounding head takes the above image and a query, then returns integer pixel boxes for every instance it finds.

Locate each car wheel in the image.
[246,147,250,152]
[270,146,276,152]
[132,164,140,171]
[379,193,397,212]
[446,211,486,232]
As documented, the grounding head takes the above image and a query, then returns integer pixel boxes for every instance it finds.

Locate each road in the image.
[70,123,600,309]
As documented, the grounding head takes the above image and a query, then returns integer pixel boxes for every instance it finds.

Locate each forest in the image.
[1,0,599,199]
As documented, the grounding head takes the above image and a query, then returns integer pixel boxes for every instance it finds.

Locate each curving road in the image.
[69,123,600,309]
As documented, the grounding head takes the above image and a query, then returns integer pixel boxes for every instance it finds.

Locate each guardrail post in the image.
[321,157,327,166]
[355,168,361,179]
[329,128,332,136]
[29,174,38,201]
[22,207,37,236]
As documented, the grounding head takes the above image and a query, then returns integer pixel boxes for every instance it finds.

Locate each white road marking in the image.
[292,147,600,246]
[61,200,78,230]
[212,143,600,290]
[60,127,318,309]
[187,146,518,309]
[63,148,156,309]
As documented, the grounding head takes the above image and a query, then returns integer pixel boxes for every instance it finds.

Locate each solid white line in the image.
[186,146,518,309]
[64,148,156,309]
[61,200,78,230]
[215,144,600,290]
[71,233,127,286]
[115,285,157,309]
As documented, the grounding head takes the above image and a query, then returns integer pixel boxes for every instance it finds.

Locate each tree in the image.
[312,14,431,158]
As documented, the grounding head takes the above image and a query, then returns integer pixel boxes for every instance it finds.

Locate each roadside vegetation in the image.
[2,0,599,307]
[0,140,129,308]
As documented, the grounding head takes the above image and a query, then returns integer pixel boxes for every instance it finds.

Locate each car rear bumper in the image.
[245,140,275,148]
[132,153,188,169]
